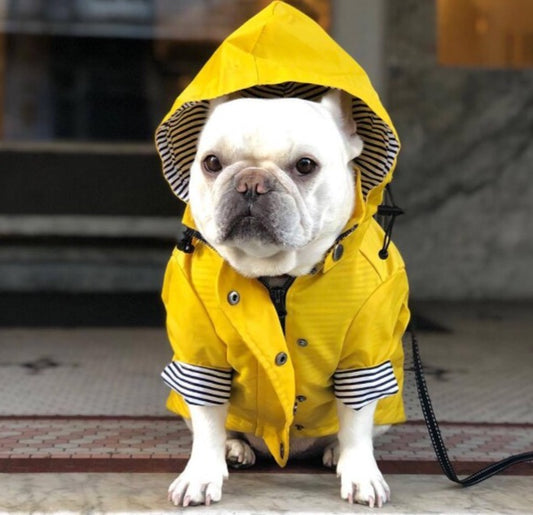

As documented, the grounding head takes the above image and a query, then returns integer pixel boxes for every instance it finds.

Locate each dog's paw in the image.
[226,438,256,468]
[322,441,340,468]
[336,450,390,508]
[168,459,228,507]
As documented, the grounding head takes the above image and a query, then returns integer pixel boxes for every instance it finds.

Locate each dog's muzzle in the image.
[216,168,287,244]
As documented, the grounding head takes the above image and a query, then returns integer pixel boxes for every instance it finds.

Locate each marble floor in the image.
[0,302,532,513]
[2,472,533,514]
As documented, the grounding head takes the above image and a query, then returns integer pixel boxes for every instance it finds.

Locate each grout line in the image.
[2,415,533,429]
[0,415,177,421]
[1,458,532,475]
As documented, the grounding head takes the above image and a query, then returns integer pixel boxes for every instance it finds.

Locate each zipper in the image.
[178,227,296,331]
[258,276,295,333]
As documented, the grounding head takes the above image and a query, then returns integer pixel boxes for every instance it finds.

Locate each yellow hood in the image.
[155,0,400,225]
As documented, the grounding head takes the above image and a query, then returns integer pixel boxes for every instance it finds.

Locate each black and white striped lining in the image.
[161,361,233,406]
[351,102,400,198]
[155,82,399,202]
[333,360,399,411]
[156,100,210,202]
[241,82,328,100]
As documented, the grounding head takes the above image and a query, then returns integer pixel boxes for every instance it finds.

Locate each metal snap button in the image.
[296,338,308,347]
[332,243,344,262]
[275,352,288,366]
[296,395,307,402]
[227,290,240,305]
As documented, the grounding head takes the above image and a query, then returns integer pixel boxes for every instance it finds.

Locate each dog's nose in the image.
[235,169,271,200]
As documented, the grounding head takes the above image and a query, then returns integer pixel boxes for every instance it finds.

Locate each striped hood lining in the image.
[155,82,400,204]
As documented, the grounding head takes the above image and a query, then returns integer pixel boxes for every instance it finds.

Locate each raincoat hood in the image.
[155,0,400,229]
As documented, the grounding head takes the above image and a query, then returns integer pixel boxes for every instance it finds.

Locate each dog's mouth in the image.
[214,185,308,249]
[220,208,280,245]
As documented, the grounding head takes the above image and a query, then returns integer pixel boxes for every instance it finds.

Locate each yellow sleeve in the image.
[162,249,230,369]
[161,249,232,408]
[335,269,409,412]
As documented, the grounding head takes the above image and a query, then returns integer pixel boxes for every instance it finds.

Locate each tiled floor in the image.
[1,417,532,475]
[1,303,533,423]
[0,328,170,416]
[0,302,532,513]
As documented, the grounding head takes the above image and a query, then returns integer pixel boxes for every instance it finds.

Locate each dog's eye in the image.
[203,155,222,173]
[295,157,318,175]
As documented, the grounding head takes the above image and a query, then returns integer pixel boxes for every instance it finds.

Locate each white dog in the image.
[165,90,393,508]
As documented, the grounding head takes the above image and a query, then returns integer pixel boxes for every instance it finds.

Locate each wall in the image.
[332,0,386,96]
[383,0,533,299]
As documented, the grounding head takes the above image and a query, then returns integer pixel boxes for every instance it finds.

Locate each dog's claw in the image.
[337,450,390,507]
[168,461,227,508]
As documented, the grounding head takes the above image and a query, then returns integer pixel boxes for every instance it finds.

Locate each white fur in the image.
[168,405,228,507]
[336,400,391,507]
[188,89,362,277]
[169,91,390,507]
[169,401,390,507]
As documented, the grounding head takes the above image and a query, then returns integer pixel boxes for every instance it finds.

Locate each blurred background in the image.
[0,0,532,327]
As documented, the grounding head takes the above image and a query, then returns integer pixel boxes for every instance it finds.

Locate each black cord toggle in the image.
[177,228,196,254]
[377,186,404,260]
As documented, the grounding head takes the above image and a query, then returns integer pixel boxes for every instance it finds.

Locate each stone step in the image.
[0,292,164,327]
[0,215,182,292]
[0,145,184,293]
[0,143,179,216]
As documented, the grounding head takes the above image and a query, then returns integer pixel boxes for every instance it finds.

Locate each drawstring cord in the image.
[377,185,404,260]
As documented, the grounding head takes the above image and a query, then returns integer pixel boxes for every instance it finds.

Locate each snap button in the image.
[227,290,240,305]
[275,352,288,366]
[296,395,307,402]
[332,243,344,262]
[295,424,304,431]
[296,338,308,347]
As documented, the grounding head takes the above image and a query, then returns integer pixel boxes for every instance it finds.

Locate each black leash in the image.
[377,187,532,483]
[409,327,533,485]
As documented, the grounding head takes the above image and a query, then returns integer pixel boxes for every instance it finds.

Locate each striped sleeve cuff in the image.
[333,360,399,411]
[161,361,233,406]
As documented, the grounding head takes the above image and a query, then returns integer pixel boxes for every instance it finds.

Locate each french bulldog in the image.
[168,89,391,508]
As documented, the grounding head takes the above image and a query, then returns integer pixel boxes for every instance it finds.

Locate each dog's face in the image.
[188,90,363,277]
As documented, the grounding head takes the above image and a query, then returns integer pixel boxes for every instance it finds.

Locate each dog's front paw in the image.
[336,450,390,508]
[168,458,228,507]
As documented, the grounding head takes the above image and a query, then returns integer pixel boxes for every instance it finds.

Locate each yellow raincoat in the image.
[155,1,410,467]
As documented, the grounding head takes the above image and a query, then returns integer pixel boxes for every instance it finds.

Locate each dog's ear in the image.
[208,95,229,114]
[208,93,241,114]
[321,89,363,159]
